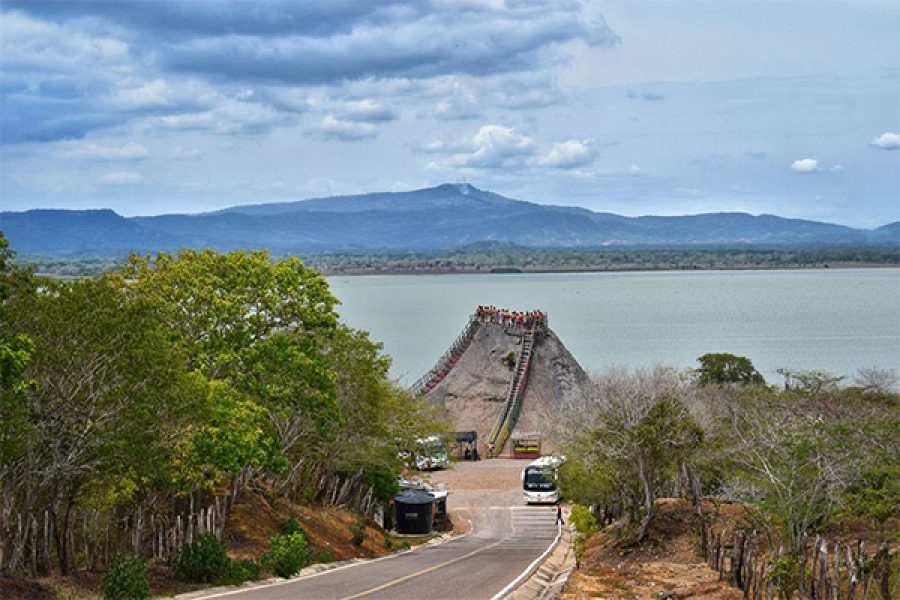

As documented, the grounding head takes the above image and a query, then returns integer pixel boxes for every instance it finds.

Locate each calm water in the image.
[327,269,900,386]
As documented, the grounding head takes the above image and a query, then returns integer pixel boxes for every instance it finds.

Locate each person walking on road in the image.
[556,503,564,525]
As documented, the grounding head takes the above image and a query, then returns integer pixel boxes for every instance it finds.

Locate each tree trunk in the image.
[634,454,655,543]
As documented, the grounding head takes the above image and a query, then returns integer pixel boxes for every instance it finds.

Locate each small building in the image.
[393,489,436,535]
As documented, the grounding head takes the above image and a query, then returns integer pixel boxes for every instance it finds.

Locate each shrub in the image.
[569,504,600,561]
[174,534,231,584]
[384,535,410,552]
[280,517,305,537]
[223,558,260,585]
[350,516,367,546]
[264,532,309,578]
[102,555,150,600]
[313,547,334,564]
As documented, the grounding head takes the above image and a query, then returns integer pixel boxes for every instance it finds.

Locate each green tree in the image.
[120,250,338,380]
[172,380,285,491]
[558,371,704,544]
[121,250,343,483]
[696,353,765,386]
[4,274,198,573]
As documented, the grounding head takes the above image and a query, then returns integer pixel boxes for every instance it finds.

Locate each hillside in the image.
[1,184,897,257]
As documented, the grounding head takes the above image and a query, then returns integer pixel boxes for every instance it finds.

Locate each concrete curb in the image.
[505,523,576,600]
[173,530,466,600]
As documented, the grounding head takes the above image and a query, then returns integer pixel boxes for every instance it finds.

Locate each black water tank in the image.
[394,490,435,535]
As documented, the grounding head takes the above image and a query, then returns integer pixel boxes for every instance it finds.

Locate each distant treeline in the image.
[18,246,900,278]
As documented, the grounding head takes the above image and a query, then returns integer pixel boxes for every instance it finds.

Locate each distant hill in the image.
[1,183,897,257]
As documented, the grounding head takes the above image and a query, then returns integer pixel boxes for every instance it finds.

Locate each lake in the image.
[328,269,900,386]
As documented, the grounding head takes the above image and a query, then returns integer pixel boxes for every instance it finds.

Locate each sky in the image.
[0,0,898,228]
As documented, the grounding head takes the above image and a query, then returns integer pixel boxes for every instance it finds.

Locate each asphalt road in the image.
[197,461,560,600]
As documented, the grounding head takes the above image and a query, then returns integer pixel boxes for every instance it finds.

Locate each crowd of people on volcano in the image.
[476,305,546,330]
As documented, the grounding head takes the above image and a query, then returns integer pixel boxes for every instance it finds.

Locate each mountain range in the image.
[1,183,897,257]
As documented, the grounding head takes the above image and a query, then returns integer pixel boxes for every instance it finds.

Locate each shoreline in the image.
[318,262,899,277]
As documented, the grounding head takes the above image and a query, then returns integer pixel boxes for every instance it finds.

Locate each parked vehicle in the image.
[522,455,565,504]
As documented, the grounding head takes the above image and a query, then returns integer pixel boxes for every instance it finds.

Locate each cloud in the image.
[829,164,844,172]
[9,1,619,86]
[155,99,291,134]
[338,99,396,123]
[62,142,149,161]
[434,81,481,120]
[0,2,619,143]
[446,124,536,169]
[316,115,378,141]
[790,158,819,173]
[871,132,900,150]
[538,139,596,169]
[97,171,144,184]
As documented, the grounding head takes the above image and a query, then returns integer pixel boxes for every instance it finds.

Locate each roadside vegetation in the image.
[0,232,444,595]
[555,354,899,598]
[19,246,900,278]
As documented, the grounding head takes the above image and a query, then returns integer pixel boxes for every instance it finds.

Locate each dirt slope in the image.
[563,500,744,600]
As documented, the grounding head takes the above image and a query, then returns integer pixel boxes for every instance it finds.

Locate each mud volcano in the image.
[411,309,589,456]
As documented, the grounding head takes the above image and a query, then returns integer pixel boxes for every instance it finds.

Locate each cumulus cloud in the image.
[790,158,819,173]
[442,124,536,169]
[316,115,378,141]
[538,140,596,169]
[871,132,900,150]
[97,171,144,184]
[62,142,149,161]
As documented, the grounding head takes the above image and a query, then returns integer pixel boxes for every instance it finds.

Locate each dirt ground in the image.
[225,488,401,563]
[562,499,745,600]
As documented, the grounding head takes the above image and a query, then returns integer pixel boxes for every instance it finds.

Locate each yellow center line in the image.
[341,513,514,600]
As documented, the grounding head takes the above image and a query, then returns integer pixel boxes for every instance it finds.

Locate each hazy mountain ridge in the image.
[1,184,897,257]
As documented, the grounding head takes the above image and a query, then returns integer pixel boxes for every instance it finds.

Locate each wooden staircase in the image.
[410,316,481,396]
[487,326,535,456]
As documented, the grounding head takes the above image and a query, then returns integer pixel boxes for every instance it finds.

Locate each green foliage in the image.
[120,249,338,381]
[696,353,765,386]
[569,504,600,560]
[174,534,231,584]
[264,532,310,578]
[102,555,150,600]
[173,381,285,490]
[766,554,800,599]
[223,559,260,586]
[558,454,617,507]
[18,247,900,279]
[351,516,367,546]
[384,535,410,552]
[280,517,305,536]
[504,351,516,368]
[313,547,335,563]
[840,463,900,528]
[0,239,452,576]
[569,504,599,537]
